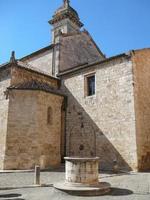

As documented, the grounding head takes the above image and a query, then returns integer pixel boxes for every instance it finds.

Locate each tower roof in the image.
[49,0,83,28]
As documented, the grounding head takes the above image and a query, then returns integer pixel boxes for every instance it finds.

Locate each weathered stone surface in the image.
[65,157,99,185]
[0,64,64,170]
[61,56,137,171]
[59,31,104,72]
[22,49,53,75]
[0,0,150,173]
[0,68,11,169]
[54,157,111,196]
[132,49,150,171]
[4,90,63,170]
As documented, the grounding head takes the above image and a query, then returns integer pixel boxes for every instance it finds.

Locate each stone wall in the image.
[132,49,150,171]
[4,90,63,170]
[22,49,53,75]
[61,56,137,171]
[0,68,11,169]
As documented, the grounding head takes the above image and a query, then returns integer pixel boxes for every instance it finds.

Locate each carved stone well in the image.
[54,157,111,196]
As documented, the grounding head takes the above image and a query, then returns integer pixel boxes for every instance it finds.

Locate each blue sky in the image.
[0,0,150,64]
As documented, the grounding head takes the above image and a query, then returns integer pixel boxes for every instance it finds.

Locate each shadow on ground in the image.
[0,193,22,198]
[55,187,133,197]
[3,199,25,200]
[110,188,133,196]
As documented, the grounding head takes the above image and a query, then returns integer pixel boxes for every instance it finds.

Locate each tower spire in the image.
[49,0,83,43]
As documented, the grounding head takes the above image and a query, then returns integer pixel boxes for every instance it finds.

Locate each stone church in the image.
[0,0,150,171]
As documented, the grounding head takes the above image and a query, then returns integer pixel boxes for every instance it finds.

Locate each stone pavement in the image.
[0,169,150,200]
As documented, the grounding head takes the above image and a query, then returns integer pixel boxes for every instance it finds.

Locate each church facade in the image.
[0,0,150,171]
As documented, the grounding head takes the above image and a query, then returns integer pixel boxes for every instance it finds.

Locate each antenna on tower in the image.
[64,0,70,7]
[10,51,16,64]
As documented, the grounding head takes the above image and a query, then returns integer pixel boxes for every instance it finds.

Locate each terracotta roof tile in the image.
[8,80,64,96]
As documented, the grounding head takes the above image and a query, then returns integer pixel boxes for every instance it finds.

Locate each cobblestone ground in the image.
[0,170,150,200]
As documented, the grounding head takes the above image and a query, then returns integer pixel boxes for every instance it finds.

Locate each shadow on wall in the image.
[63,86,132,171]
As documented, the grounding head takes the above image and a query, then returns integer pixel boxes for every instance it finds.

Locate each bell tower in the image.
[49,0,83,43]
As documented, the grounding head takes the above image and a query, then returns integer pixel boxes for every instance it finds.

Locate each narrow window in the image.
[47,107,52,125]
[86,74,95,96]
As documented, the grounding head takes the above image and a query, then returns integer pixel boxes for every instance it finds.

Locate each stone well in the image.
[54,157,111,196]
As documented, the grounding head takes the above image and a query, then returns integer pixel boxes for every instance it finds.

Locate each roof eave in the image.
[57,53,131,77]
[7,87,66,97]
[20,44,55,61]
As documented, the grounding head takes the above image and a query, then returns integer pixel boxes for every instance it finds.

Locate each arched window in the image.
[47,107,52,125]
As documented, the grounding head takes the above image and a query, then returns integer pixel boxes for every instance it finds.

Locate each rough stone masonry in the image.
[0,0,150,171]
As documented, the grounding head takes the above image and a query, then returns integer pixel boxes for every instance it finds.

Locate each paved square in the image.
[0,170,150,200]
